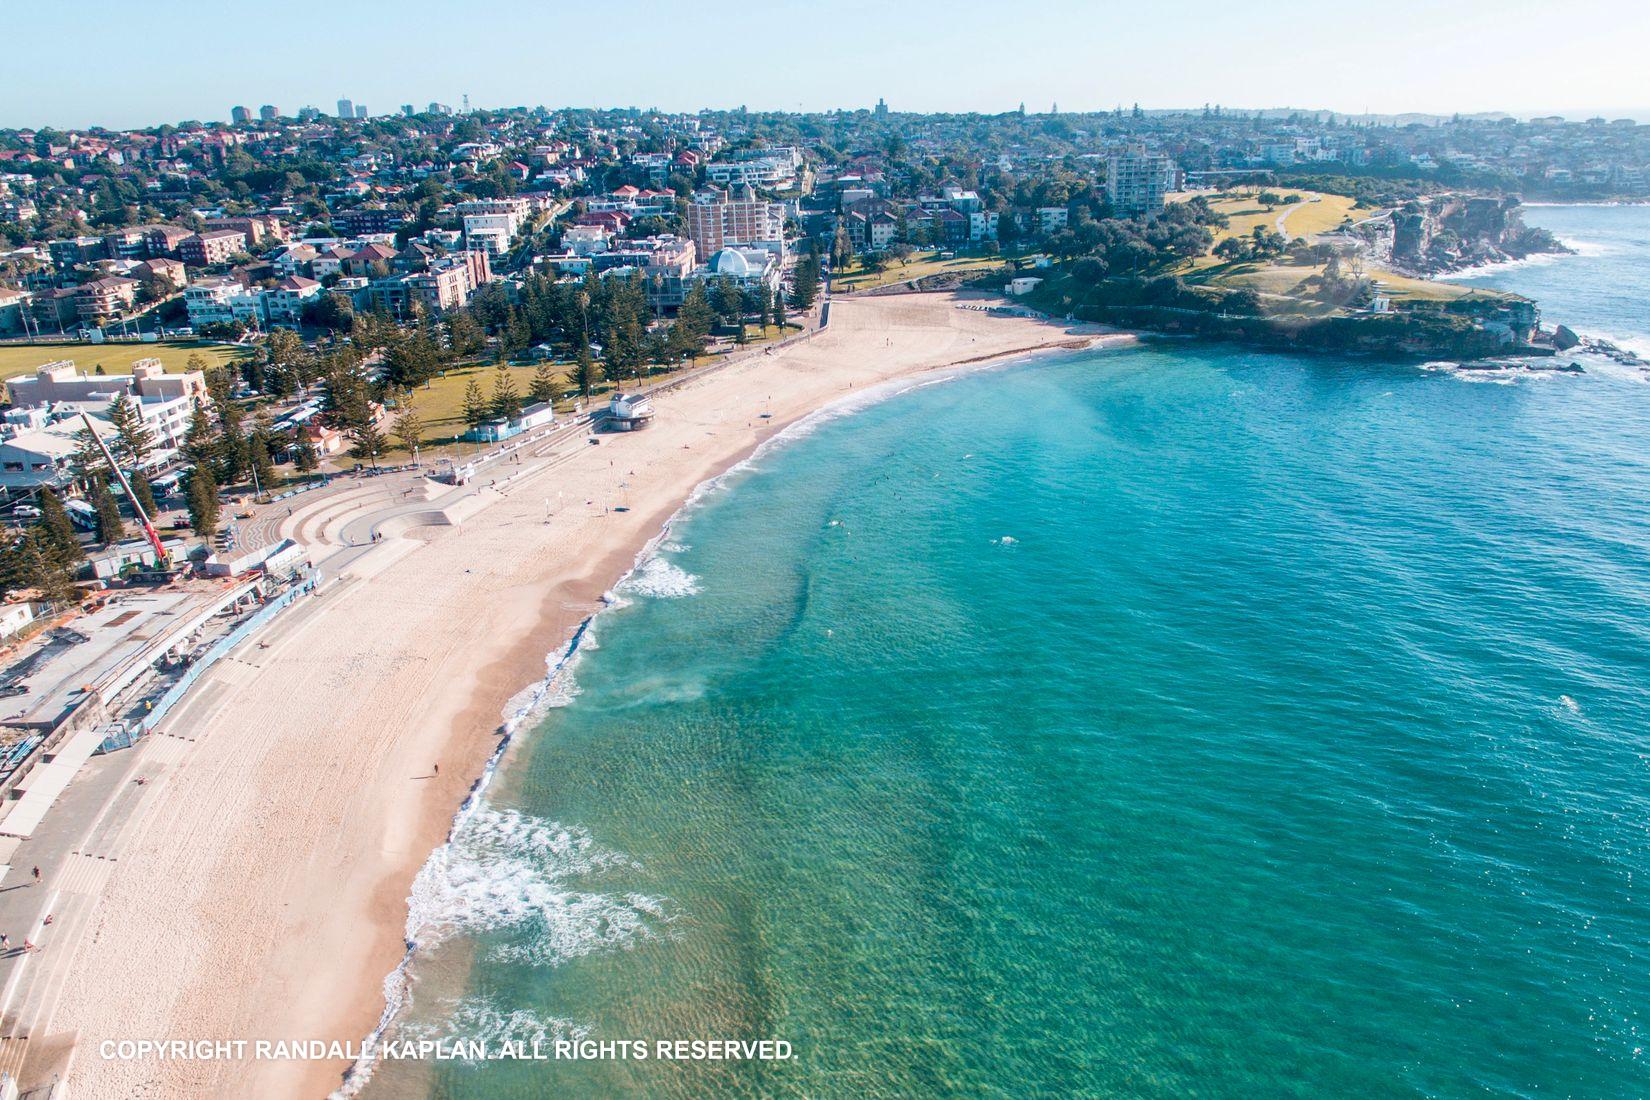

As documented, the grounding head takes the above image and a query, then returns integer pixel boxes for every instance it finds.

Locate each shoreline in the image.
[49,292,1119,1100]
[333,326,1130,1097]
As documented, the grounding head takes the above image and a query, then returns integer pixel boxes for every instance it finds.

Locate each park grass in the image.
[1179,248,1505,314]
[1279,193,1368,238]
[1172,190,1379,245]
[394,361,570,443]
[833,250,1006,292]
[387,325,800,453]
[1363,265,1492,303]
[0,339,248,381]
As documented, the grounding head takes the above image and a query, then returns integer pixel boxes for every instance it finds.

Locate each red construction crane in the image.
[78,411,170,569]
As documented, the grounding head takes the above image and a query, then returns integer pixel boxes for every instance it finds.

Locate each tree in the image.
[182,398,217,468]
[35,488,83,570]
[789,258,820,312]
[460,377,490,431]
[293,440,320,473]
[249,433,277,493]
[348,419,388,464]
[392,402,425,454]
[528,363,557,405]
[107,392,154,469]
[676,281,715,356]
[186,465,221,537]
[714,277,744,324]
[4,530,75,606]
[490,365,523,420]
[572,343,598,397]
[445,309,485,356]
[91,475,125,547]
[218,408,250,485]
[831,226,854,271]
[127,471,159,520]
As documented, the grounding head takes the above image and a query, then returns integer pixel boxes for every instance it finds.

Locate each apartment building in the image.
[180,228,247,266]
[685,185,785,259]
[591,235,697,309]
[1106,147,1176,216]
[458,197,531,258]
[74,276,140,323]
[705,146,803,189]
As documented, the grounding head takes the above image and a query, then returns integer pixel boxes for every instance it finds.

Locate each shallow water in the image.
[364,205,1650,1099]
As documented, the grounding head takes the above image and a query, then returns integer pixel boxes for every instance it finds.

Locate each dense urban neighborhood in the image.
[0,99,1638,604]
[0,96,1643,726]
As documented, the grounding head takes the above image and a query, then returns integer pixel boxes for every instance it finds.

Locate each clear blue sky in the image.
[8,0,1648,129]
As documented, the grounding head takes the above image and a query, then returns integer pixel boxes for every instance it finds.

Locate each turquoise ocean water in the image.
[363,206,1650,1099]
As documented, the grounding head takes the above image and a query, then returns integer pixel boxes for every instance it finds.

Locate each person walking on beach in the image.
[2,933,10,950]
[433,763,439,776]
[31,866,39,883]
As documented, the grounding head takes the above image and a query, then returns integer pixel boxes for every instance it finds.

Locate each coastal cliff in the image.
[1361,195,1569,276]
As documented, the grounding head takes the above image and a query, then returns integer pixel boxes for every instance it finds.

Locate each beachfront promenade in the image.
[0,307,831,1094]
[0,294,1103,1100]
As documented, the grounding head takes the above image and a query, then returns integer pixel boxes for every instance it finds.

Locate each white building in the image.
[1036,207,1069,234]
[705,146,802,189]
[1106,147,1176,216]
[458,198,531,258]
[264,275,323,323]
[969,211,1000,241]
[184,277,251,326]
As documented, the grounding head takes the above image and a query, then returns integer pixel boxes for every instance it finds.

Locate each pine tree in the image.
[528,363,557,405]
[789,258,820,312]
[392,404,425,454]
[715,277,743,324]
[91,475,125,547]
[186,466,220,538]
[491,365,523,420]
[294,441,320,473]
[460,377,490,431]
[249,433,276,493]
[218,409,250,485]
[572,344,598,397]
[349,420,388,464]
[35,488,83,569]
[68,427,107,490]
[107,392,154,469]
[183,398,217,468]
[127,471,159,520]
[11,530,75,606]
[676,282,715,358]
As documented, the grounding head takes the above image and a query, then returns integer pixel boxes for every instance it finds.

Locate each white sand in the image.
[51,293,1116,1098]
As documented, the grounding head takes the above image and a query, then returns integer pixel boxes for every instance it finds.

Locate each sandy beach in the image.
[47,292,1114,1099]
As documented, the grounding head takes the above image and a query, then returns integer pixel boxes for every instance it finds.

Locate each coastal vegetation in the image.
[1015,187,1540,359]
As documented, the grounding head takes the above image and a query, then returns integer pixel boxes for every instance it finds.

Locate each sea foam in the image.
[398,994,590,1062]
[406,806,667,963]
[622,556,702,599]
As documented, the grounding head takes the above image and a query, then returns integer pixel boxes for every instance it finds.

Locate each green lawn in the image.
[395,362,571,445]
[833,250,1006,292]
[1171,190,1374,245]
[394,329,801,454]
[0,339,248,381]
